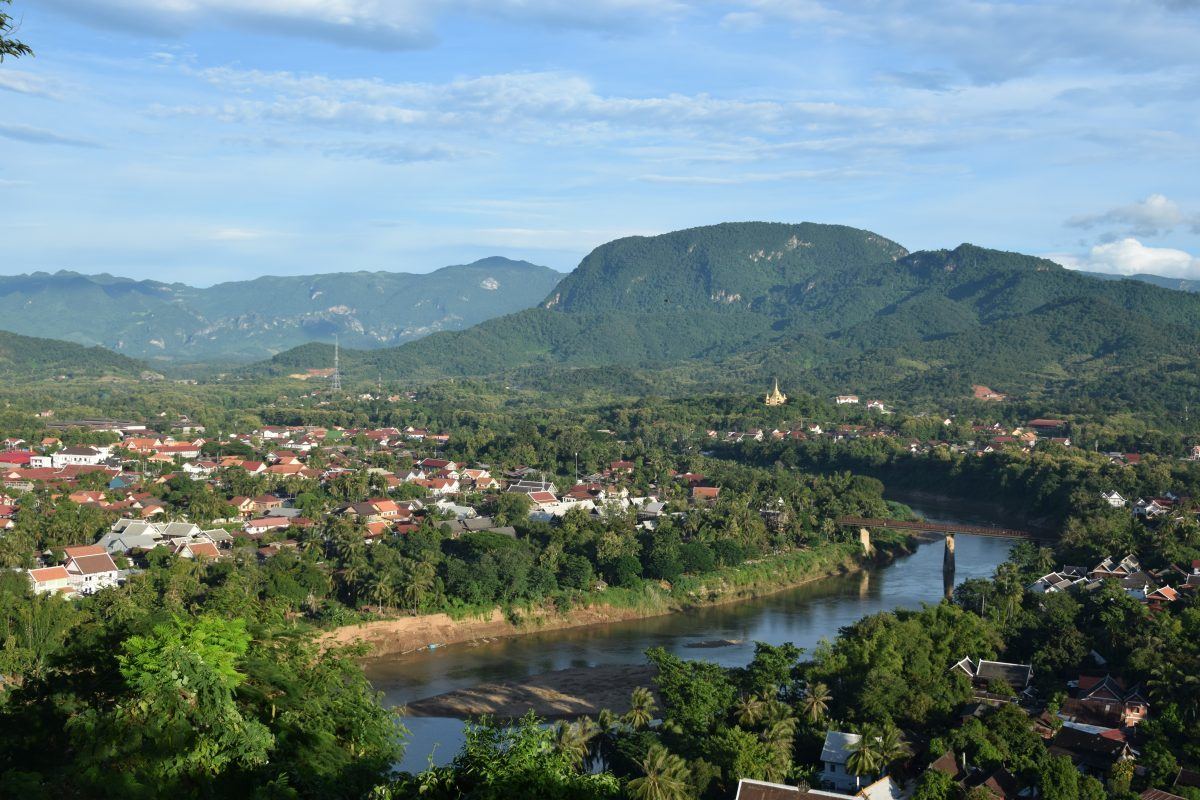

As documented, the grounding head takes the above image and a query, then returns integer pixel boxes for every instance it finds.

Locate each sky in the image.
[1,0,1199,285]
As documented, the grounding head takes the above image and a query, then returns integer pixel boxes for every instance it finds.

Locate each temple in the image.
[764,378,787,406]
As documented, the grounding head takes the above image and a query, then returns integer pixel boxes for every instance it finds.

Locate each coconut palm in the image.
[401,558,436,612]
[625,686,657,729]
[800,681,832,723]
[733,694,766,726]
[626,744,691,800]
[874,725,906,769]
[552,720,590,770]
[846,728,884,780]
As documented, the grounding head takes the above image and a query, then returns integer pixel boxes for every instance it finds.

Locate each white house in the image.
[28,565,73,595]
[62,545,121,594]
[1101,491,1127,508]
[52,446,112,468]
[835,395,860,405]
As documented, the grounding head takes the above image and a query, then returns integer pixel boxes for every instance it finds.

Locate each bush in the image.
[679,541,716,574]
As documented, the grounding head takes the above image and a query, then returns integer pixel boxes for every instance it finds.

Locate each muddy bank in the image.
[329,545,890,658]
[404,664,659,720]
[326,604,671,660]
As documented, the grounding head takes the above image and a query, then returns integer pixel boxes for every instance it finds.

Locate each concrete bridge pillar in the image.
[859,528,873,556]
[943,533,956,598]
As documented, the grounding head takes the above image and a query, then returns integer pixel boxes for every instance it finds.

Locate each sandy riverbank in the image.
[326,542,903,659]
[403,664,659,720]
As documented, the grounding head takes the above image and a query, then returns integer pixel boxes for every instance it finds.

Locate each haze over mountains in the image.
[265,222,1200,406]
[0,258,561,362]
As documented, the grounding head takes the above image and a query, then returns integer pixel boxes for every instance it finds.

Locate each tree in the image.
[626,745,691,800]
[800,681,832,724]
[626,686,657,730]
[73,616,274,791]
[1,0,32,61]
[912,768,957,800]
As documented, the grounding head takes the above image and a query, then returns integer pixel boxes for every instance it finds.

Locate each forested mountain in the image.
[266,222,1200,408]
[0,258,561,362]
[0,329,144,381]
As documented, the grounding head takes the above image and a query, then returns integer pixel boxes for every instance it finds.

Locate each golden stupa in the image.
[764,378,787,406]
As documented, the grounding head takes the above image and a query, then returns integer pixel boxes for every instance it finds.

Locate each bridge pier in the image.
[859,528,873,556]
[943,533,956,598]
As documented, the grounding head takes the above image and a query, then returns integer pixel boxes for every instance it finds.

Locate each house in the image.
[835,395,860,405]
[691,486,720,503]
[251,493,285,514]
[1029,568,1086,594]
[244,516,295,536]
[28,565,73,595]
[951,657,1032,692]
[821,731,877,792]
[51,445,111,468]
[735,779,857,800]
[1047,726,1135,776]
[1073,674,1150,727]
[173,540,221,560]
[62,545,121,594]
[1101,491,1127,508]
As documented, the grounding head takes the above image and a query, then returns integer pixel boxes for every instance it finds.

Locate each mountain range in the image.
[264,222,1200,407]
[0,258,561,362]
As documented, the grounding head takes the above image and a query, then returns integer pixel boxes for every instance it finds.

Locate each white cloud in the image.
[0,71,61,98]
[209,227,274,241]
[41,0,685,49]
[1052,237,1200,278]
[1067,194,1200,236]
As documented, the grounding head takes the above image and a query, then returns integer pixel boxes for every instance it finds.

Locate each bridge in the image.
[837,515,1047,590]
[835,516,1043,540]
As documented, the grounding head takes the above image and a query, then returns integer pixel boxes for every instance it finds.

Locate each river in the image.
[364,508,1017,773]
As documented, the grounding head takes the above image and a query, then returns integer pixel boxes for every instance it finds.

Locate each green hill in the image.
[0,329,144,381]
[263,222,1200,405]
[0,258,562,362]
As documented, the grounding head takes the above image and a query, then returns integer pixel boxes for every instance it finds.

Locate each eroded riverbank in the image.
[329,541,899,658]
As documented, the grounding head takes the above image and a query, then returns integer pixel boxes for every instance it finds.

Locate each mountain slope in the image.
[0,330,144,381]
[264,222,1200,403]
[0,258,561,362]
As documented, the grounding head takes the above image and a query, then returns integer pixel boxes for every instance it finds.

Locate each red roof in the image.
[30,565,70,583]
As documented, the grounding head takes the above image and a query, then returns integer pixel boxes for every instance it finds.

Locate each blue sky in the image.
[2,0,1199,284]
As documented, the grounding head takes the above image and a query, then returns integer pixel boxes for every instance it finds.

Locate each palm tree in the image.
[846,727,883,782]
[874,725,906,770]
[553,720,590,770]
[366,572,398,613]
[401,558,435,612]
[626,745,691,800]
[800,681,831,723]
[760,717,798,783]
[625,686,657,729]
[733,694,766,726]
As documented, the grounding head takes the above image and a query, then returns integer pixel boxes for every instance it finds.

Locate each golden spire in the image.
[765,378,787,406]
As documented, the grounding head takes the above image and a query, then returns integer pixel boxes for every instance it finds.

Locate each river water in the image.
[365,509,1016,773]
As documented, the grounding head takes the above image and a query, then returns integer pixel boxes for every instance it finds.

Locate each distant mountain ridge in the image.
[1078,270,1200,293]
[264,222,1200,406]
[0,257,561,362]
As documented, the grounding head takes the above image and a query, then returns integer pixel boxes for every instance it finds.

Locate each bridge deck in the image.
[836,515,1042,540]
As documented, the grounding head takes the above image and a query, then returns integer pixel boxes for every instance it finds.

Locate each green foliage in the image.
[0,0,32,61]
[647,646,737,737]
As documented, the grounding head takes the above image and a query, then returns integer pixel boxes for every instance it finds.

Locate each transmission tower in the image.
[331,335,342,392]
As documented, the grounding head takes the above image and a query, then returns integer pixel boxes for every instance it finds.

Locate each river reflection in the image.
[366,519,1015,772]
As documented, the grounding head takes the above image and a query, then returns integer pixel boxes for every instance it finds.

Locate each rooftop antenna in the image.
[331,335,342,392]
